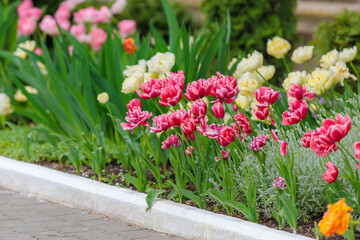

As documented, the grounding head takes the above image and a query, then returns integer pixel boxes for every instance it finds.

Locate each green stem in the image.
[304,61,311,74]
[282,58,290,73]
[350,61,360,95]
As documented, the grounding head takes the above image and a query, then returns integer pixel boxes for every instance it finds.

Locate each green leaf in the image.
[146,189,165,211]
[280,195,297,231]
[161,0,179,51]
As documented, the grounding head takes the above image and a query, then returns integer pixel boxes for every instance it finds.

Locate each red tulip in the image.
[280,141,288,156]
[159,85,183,107]
[181,117,197,140]
[249,134,269,151]
[161,135,181,149]
[136,78,162,99]
[211,102,225,119]
[287,84,315,100]
[186,145,195,156]
[302,130,315,148]
[218,125,235,146]
[231,112,252,139]
[190,99,207,122]
[254,87,280,106]
[271,130,280,142]
[168,109,189,127]
[321,114,351,143]
[354,141,360,159]
[149,114,170,133]
[121,103,152,134]
[254,104,270,120]
[209,72,238,104]
[310,131,338,157]
[322,161,338,184]
[197,118,221,139]
[126,98,141,110]
[185,78,213,101]
[233,104,239,112]
[272,177,286,189]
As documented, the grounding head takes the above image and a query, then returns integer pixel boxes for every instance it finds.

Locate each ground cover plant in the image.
[1,0,360,239]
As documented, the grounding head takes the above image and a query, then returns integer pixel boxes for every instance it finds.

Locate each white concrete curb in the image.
[0,156,313,240]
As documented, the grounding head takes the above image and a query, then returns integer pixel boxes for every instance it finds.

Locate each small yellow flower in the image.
[238,72,263,94]
[282,71,309,91]
[330,60,357,86]
[236,50,263,74]
[25,86,38,95]
[320,49,339,69]
[307,68,336,95]
[37,61,48,75]
[14,40,36,59]
[339,46,357,63]
[267,36,291,59]
[0,93,13,116]
[97,92,109,104]
[255,65,275,81]
[147,52,175,75]
[291,46,314,64]
[14,90,27,102]
[121,72,144,94]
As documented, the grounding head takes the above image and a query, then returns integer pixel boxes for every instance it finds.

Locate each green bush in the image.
[201,0,297,55]
[313,10,360,57]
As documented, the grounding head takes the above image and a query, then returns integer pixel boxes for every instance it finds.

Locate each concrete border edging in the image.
[0,156,313,240]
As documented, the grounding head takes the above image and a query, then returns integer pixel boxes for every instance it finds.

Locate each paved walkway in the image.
[0,188,182,240]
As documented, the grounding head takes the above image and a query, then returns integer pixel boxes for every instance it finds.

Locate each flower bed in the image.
[0,0,360,239]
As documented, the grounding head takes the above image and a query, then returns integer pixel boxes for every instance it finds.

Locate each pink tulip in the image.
[190,99,207,122]
[282,99,308,125]
[186,145,194,156]
[127,98,141,110]
[162,71,185,90]
[218,125,235,147]
[271,130,280,142]
[181,117,197,140]
[136,78,162,99]
[254,104,269,120]
[68,45,74,56]
[216,150,231,161]
[254,87,279,106]
[19,8,42,21]
[287,84,314,100]
[209,73,238,104]
[111,0,127,14]
[355,141,360,159]
[89,28,107,51]
[161,135,180,149]
[159,85,183,107]
[17,17,37,36]
[282,111,302,125]
[233,104,238,112]
[96,6,112,23]
[34,48,43,56]
[118,20,136,38]
[168,109,189,127]
[149,114,170,133]
[322,162,338,184]
[310,131,338,157]
[231,112,252,139]
[280,141,288,156]
[58,20,70,31]
[74,7,99,24]
[321,114,351,143]
[55,6,70,22]
[70,24,89,43]
[184,78,213,101]
[60,1,78,11]
[197,118,221,139]
[17,0,33,16]
[272,177,286,189]
[211,102,225,119]
[121,100,152,134]
[249,134,269,151]
[39,15,59,36]
[301,130,315,148]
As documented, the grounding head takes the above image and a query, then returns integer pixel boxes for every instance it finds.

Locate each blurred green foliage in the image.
[201,0,297,55]
[313,10,360,57]
[122,0,201,38]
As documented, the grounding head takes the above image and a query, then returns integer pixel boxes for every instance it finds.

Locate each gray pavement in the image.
[0,188,182,240]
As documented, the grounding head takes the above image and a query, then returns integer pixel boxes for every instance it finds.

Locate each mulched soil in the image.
[38,160,359,240]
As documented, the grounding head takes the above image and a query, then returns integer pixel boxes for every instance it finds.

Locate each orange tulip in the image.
[123,37,136,54]
[319,198,353,237]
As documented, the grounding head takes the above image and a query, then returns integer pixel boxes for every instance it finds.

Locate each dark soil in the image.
[38,160,358,240]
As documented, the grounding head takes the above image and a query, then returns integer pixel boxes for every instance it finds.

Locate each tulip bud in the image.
[254,104,269,120]
[211,102,225,119]
[233,104,238,112]
[322,162,338,184]
[97,92,109,104]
